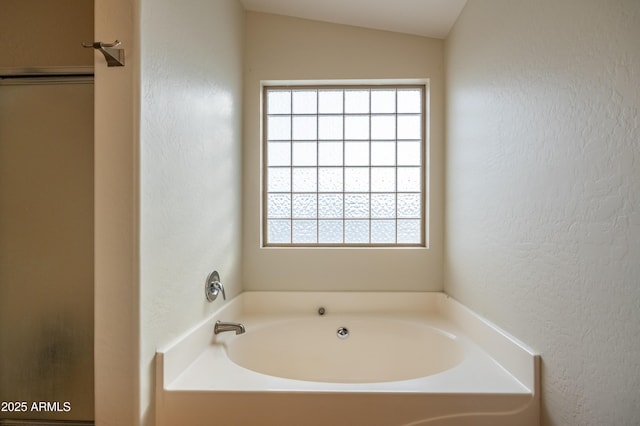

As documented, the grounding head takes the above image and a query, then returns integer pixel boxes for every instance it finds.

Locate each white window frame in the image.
[262,81,428,248]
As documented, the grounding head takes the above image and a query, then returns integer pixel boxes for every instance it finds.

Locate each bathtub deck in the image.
[166,313,530,395]
[156,292,539,426]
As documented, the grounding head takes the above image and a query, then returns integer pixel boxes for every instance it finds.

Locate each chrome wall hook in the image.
[82,40,124,67]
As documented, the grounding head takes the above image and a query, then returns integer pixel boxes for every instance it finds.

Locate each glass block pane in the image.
[344,115,369,140]
[397,219,421,244]
[267,142,291,166]
[265,85,425,246]
[267,116,291,140]
[371,220,396,244]
[292,193,317,218]
[318,115,343,140]
[267,219,291,244]
[318,141,343,166]
[267,167,290,192]
[397,167,421,192]
[397,90,421,113]
[267,194,291,218]
[345,90,369,113]
[371,90,396,113]
[345,220,369,243]
[397,141,421,166]
[397,193,421,218]
[292,116,317,140]
[319,220,343,243]
[292,142,317,166]
[345,142,369,166]
[371,193,396,218]
[371,167,395,192]
[292,220,318,243]
[292,91,317,114]
[292,168,317,192]
[344,168,369,192]
[344,193,369,218]
[318,168,343,192]
[267,91,291,114]
[318,90,343,114]
[397,115,421,140]
[371,115,395,140]
[371,142,396,166]
[318,194,343,218]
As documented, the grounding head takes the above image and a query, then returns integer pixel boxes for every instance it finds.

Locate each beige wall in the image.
[445,0,640,424]
[139,0,244,425]
[93,0,244,424]
[243,12,445,291]
[0,0,93,68]
[94,0,139,424]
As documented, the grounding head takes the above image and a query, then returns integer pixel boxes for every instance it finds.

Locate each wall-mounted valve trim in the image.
[205,271,225,302]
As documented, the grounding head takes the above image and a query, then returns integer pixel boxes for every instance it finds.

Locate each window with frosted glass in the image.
[263,85,425,246]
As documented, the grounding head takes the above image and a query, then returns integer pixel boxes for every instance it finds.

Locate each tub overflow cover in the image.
[337,327,349,339]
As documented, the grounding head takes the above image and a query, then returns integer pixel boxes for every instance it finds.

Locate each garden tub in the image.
[156,292,539,426]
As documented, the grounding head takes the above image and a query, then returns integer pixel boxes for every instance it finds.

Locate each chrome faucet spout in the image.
[214,320,245,335]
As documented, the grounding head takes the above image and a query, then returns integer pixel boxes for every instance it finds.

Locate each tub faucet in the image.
[214,320,245,335]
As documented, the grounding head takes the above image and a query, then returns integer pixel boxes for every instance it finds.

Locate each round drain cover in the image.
[336,327,349,339]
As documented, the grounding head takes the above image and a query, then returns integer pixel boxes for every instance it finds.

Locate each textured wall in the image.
[243,12,445,291]
[445,1,640,425]
[139,0,244,424]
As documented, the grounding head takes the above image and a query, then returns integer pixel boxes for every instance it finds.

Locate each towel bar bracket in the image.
[82,40,124,67]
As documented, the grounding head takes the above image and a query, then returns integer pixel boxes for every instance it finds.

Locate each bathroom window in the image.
[263,84,426,247]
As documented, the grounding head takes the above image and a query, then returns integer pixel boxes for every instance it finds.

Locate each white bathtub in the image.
[156,292,540,426]
[226,316,464,383]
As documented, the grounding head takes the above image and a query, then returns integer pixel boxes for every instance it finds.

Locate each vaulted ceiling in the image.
[240,0,467,39]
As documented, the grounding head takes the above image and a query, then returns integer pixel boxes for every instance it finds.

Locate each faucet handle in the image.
[205,271,225,302]
[214,281,226,300]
